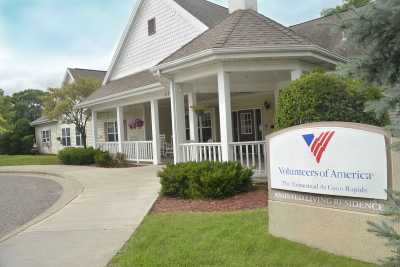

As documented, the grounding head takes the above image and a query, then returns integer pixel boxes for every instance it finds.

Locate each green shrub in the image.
[159,161,253,199]
[275,71,388,129]
[94,150,114,167]
[58,147,98,165]
[94,151,128,168]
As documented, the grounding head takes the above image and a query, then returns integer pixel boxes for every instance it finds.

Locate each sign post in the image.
[267,122,393,263]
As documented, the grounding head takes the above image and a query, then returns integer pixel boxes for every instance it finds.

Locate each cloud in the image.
[0,0,342,95]
[0,0,132,95]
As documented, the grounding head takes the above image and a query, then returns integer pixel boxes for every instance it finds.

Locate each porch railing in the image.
[180,143,222,162]
[231,141,268,177]
[122,141,153,162]
[96,141,153,162]
[97,142,119,154]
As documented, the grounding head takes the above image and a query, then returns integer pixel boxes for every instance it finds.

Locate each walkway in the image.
[0,165,161,267]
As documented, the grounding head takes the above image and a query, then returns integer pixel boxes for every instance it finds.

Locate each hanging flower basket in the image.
[128,118,145,129]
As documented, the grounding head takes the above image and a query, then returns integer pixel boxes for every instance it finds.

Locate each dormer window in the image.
[148,18,156,36]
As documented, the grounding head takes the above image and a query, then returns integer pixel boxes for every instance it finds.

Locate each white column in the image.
[150,99,161,165]
[116,106,125,153]
[217,69,233,161]
[170,81,186,164]
[91,110,97,148]
[187,92,199,142]
[291,69,303,81]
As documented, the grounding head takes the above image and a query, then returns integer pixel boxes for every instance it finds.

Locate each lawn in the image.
[109,209,374,267]
[0,155,60,166]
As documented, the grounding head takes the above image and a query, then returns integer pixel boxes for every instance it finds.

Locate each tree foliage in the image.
[43,78,101,148]
[339,1,400,265]
[275,71,387,129]
[340,0,400,133]
[368,192,400,266]
[321,0,371,16]
[11,89,47,122]
[0,89,48,154]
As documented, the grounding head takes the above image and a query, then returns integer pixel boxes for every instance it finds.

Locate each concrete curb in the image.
[0,171,84,244]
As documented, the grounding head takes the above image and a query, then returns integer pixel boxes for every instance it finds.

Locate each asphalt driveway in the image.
[0,174,63,239]
[0,165,161,267]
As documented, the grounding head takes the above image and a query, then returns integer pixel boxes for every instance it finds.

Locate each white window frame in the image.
[240,112,253,135]
[198,111,213,142]
[61,128,71,147]
[75,127,83,147]
[41,130,51,144]
[105,121,119,142]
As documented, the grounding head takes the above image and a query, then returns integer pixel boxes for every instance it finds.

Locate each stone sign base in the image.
[269,200,392,264]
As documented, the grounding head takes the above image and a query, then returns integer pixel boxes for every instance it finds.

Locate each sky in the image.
[0,0,343,95]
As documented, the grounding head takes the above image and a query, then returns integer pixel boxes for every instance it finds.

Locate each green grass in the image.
[109,209,374,267]
[0,155,60,166]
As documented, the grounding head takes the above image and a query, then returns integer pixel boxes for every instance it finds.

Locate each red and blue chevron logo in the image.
[302,131,335,164]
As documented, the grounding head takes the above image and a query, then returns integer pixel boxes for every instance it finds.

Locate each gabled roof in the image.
[290,10,358,58]
[31,116,58,126]
[83,70,160,103]
[172,0,229,28]
[161,9,315,64]
[67,68,107,83]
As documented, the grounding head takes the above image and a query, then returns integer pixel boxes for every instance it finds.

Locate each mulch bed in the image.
[151,186,267,213]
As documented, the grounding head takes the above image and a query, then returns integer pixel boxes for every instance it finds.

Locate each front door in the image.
[233,109,262,142]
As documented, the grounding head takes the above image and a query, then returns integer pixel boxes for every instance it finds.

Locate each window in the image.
[105,122,118,142]
[75,127,82,147]
[148,18,156,36]
[41,130,51,143]
[62,128,71,147]
[240,112,253,135]
[185,113,190,141]
[198,112,213,142]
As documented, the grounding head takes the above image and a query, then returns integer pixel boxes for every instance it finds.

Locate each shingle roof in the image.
[161,9,314,64]
[83,70,159,102]
[290,10,358,58]
[68,68,107,82]
[173,0,229,28]
[31,116,57,126]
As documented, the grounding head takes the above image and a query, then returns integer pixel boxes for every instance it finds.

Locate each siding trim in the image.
[103,0,209,85]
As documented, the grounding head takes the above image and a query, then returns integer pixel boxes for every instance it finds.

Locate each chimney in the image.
[229,0,258,13]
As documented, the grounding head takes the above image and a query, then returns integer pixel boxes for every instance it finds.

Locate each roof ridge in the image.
[195,0,227,11]
[214,10,246,48]
[249,10,311,44]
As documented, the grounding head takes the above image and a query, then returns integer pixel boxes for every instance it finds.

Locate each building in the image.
[31,68,106,154]
[38,0,352,175]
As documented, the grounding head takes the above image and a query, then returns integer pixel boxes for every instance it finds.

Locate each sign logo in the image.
[302,131,335,163]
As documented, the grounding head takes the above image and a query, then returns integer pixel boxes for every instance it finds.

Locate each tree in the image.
[43,78,101,148]
[321,0,371,16]
[0,89,14,131]
[11,89,47,122]
[339,1,400,265]
[0,119,34,155]
[275,71,387,129]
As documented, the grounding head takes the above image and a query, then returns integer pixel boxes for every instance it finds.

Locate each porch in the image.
[90,60,306,178]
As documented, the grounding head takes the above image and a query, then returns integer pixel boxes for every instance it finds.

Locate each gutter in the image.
[153,45,348,73]
[76,82,164,109]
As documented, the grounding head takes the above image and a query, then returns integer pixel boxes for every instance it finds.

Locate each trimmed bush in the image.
[58,147,98,165]
[94,151,128,168]
[159,161,253,199]
[276,71,388,129]
[94,150,114,167]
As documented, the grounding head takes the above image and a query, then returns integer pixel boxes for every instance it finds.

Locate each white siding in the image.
[35,121,94,154]
[109,0,207,81]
